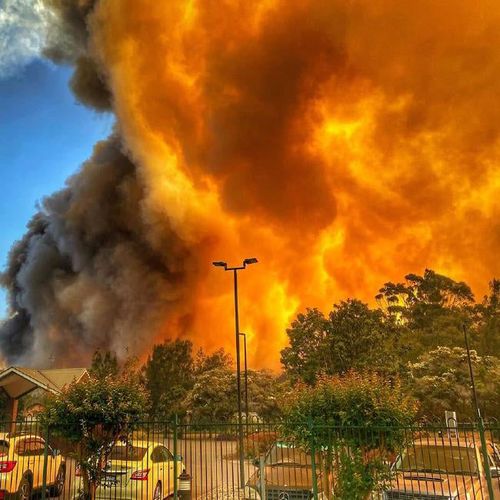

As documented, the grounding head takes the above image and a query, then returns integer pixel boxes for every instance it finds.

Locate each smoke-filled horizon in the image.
[1,0,500,368]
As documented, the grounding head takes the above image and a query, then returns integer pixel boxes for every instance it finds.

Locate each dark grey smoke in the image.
[43,0,111,110]
[0,138,194,366]
[42,0,95,62]
[69,56,111,111]
[0,0,172,366]
[0,0,192,366]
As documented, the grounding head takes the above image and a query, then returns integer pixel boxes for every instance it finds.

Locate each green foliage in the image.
[377,269,474,356]
[280,308,329,385]
[332,448,390,500]
[378,269,474,313]
[180,363,286,424]
[246,370,289,421]
[281,372,417,450]
[143,339,195,418]
[474,279,500,357]
[281,300,403,385]
[0,391,10,421]
[143,341,282,424]
[194,348,232,374]
[327,300,402,376]
[89,350,119,380]
[282,269,500,419]
[410,346,500,420]
[181,367,237,423]
[281,373,417,498]
[39,373,147,499]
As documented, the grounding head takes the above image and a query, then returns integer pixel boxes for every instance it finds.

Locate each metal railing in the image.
[0,418,497,499]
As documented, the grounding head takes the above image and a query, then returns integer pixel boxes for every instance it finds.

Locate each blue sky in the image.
[0,60,113,317]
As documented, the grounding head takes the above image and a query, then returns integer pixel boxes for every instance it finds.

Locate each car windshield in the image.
[109,445,147,462]
[266,444,312,467]
[399,445,479,475]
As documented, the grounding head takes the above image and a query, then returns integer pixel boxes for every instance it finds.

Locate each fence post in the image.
[41,423,50,500]
[258,456,266,499]
[478,418,495,499]
[308,417,319,499]
[173,414,179,499]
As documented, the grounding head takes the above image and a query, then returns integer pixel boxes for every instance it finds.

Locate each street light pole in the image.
[213,258,258,488]
[239,332,249,420]
[462,324,495,500]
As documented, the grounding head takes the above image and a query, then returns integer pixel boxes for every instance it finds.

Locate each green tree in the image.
[281,372,417,499]
[410,346,500,420]
[281,300,402,384]
[181,366,237,423]
[280,308,329,385]
[194,347,232,374]
[377,269,474,313]
[473,279,500,357]
[40,373,147,500]
[89,350,119,380]
[246,370,289,421]
[143,339,194,417]
[377,269,474,356]
[326,299,402,376]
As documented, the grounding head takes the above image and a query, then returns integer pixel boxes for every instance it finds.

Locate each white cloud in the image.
[0,0,54,79]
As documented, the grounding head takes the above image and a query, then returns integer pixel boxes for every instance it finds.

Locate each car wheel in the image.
[153,481,162,500]
[17,476,32,500]
[49,465,66,497]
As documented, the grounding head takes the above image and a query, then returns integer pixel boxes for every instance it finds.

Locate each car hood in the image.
[247,465,316,490]
[388,471,478,496]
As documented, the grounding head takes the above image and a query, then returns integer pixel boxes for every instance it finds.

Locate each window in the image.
[151,446,172,463]
[399,445,479,475]
[109,445,147,462]
[15,438,45,457]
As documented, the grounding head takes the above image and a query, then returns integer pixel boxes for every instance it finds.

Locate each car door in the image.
[151,446,174,495]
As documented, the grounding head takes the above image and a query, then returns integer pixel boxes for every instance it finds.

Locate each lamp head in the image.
[212,261,227,268]
[243,258,258,266]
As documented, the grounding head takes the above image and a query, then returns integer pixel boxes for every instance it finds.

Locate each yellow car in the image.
[0,431,65,499]
[72,439,185,500]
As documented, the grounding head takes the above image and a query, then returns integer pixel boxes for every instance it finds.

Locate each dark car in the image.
[384,438,500,499]
[244,442,325,500]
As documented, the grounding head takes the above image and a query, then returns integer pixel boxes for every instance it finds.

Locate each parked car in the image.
[0,431,65,499]
[72,439,185,500]
[383,438,500,499]
[244,441,325,500]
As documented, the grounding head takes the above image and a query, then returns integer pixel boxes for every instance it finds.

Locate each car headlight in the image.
[242,486,261,500]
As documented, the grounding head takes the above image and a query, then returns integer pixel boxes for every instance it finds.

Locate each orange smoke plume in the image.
[91,0,500,366]
[2,0,500,368]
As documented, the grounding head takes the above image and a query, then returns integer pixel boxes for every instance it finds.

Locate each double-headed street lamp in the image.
[212,258,258,488]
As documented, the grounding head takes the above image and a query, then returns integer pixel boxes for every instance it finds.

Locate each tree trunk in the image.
[82,472,97,500]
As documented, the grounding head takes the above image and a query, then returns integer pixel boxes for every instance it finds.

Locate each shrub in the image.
[281,372,417,499]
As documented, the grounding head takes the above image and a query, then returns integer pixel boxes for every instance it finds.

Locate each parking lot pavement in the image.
[164,436,256,498]
[197,486,246,499]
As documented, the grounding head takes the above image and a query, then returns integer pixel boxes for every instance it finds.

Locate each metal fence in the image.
[0,419,498,499]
